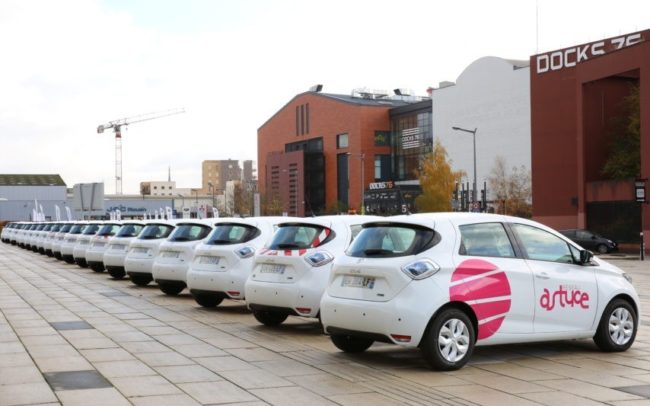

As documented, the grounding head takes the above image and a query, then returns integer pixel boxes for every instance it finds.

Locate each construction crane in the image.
[97,108,185,195]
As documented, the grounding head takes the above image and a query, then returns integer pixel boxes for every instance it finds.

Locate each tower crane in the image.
[97,108,185,195]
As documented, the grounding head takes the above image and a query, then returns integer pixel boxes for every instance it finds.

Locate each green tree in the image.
[415,140,464,212]
[602,84,640,179]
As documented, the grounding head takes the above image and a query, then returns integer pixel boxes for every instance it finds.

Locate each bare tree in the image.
[488,156,532,218]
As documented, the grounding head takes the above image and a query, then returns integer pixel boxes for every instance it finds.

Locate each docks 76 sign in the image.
[536,32,644,74]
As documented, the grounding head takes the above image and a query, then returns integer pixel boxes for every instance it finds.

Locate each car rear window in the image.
[206,223,260,245]
[117,224,144,238]
[169,224,212,242]
[59,224,72,232]
[97,224,122,237]
[267,224,333,250]
[69,225,85,234]
[346,223,439,258]
[138,224,174,240]
[82,224,101,235]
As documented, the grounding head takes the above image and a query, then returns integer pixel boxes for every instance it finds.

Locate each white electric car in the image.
[244,215,380,326]
[186,217,291,307]
[125,220,177,286]
[43,223,63,256]
[52,223,74,260]
[33,223,52,254]
[320,213,640,370]
[73,222,102,268]
[152,219,216,296]
[86,221,122,273]
[103,221,146,279]
[60,222,88,264]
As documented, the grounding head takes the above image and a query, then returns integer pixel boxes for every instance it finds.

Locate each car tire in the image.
[91,265,106,273]
[194,294,224,308]
[421,308,475,371]
[596,244,609,254]
[130,274,152,286]
[107,268,125,279]
[252,310,288,326]
[158,281,185,296]
[593,298,637,352]
[330,334,374,353]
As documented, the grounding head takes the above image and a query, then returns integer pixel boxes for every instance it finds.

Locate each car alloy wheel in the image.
[438,318,471,363]
[421,307,475,371]
[609,307,634,345]
[594,299,637,351]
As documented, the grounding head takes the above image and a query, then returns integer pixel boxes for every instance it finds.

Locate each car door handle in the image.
[536,272,550,280]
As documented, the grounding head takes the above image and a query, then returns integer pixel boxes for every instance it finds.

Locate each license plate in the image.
[341,275,375,289]
[112,244,126,250]
[198,256,219,265]
[260,264,286,274]
[93,242,105,248]
[67,238,76,243]
[79,241,88,245]
[132,247,148,254]
[162,251,180,258]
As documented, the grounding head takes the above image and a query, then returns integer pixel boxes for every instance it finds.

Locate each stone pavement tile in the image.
[287,373,372,396]
[59,329,105,339]
[533,379,644,402]
[388,369,470,387]
[520,391,616,406]
[609,401,650,406]
[174,343,227,358]
[109,375,182,397]
[437,384,542,405]
[121,340,170,353]
[0,341,27,354]
[138,325,180,336]
[220,367,295,389]
[155,364,222,383]
[0,364,46,385]
[9,318,51,328]
[475,362,563,381]
[0,382,58,406]
[94,359,157,378]
[34,355,94,372]
[56,388,130,406]
[14,326,58,336]
[227,347,286,362]
[136,351,194,367]
[105,330,153,342]
[204,334,257,349]
[179,381,258,404]
[67,337,119,350]
[251,386,337,406]
[196,356,258,372]
[130,394,202,406]
[21,334,67,346]
[253,359,321,377]
[461,370,550,394]
[0,331,18,343]
[27,344,81,358]
[155,334,204,346]
[126,318,167,327]
[0,352,34,367]
[80,348,135,362]
[328,392,406,406]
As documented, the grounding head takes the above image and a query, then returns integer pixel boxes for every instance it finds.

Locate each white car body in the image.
[32,223,52,253]
[73,222,103,267]
[101,221,146,278]
[245,215,380,324]
[51,223,74,259]
[25,223,44,250]
[43,223,65,256]
[60,222,89,264]
[125,220,178,286]
[86,222,123,272]
[320,213,640,370]
[152,219,217,295]
[186,217,293,307]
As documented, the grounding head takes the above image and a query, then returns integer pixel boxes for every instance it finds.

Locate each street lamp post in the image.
[208,182,215,217]
[452,126,478,208]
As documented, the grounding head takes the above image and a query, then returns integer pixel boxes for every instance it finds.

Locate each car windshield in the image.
[169,224,212,242]
[347,223,438,258]
[206,223,260,245]
[116,224,144,238]
[82,224,101,235]
[69,225,85,234]
[59,224,72,233]
[50,224,61,232]
[138,224,175,240]
[267,224,331,250]
[97,224,121,236]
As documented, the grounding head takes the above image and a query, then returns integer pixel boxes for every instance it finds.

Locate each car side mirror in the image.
[580,249,593,264]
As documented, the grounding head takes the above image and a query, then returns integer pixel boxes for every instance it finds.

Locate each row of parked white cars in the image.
[1,213,640,370]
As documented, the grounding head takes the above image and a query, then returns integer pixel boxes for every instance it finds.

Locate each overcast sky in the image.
[1,0,648,194]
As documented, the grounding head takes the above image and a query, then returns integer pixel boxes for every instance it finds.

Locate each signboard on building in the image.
[72,183,104,211]
[401,128,423,150]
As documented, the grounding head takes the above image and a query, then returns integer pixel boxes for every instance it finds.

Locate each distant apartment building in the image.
[201,159,251,193]
[140,181,176,197]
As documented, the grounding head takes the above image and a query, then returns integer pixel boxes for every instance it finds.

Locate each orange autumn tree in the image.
[415,140,465,212]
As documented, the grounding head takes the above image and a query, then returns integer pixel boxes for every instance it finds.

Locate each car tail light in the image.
[390,334,412,343]
[296,307,311,314]
[227,291,241,297]
[401,259,439,280]
[304,251,334,267]
[236,246,255,259]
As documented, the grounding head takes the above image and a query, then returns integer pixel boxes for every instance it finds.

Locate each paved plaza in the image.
[2,244,650,405]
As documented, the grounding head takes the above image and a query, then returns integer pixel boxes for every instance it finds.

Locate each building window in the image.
[154,186,157,189]
[374,155,391,181]
[374,131,390,146]
[337,133,349,149]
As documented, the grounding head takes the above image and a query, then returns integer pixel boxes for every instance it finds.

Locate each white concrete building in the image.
[140,181,176,197]
[432,57,530,197]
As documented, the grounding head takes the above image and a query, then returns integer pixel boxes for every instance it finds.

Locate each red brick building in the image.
[258,90,416,215]
[531,29,650,243]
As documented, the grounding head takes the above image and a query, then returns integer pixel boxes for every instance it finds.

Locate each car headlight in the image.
[304,251,334,267]
[623,273,633,283]
[236,246,255,259]
[401,259,440,280]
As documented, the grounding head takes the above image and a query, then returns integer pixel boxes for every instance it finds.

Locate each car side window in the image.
[576,230,591,239]
[458,223,515,258]
[512,223,573,264]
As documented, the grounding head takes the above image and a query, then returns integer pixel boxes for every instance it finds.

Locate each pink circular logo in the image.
[449,259,511,340]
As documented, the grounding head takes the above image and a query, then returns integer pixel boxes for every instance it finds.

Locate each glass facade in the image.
[390,102,433,181]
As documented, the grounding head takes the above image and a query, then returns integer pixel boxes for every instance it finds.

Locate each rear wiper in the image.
[277,243,302,249]
[363,249,394,256]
